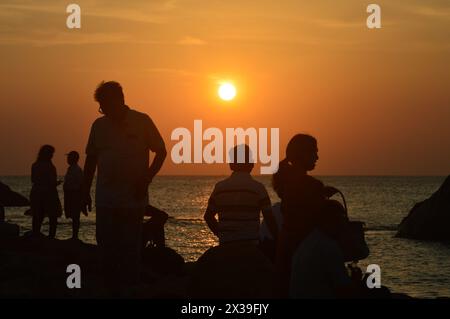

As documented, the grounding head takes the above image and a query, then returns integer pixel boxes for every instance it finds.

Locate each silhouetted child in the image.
[204,144,278,245]
[30,145,62,238]
[63,151,86,240]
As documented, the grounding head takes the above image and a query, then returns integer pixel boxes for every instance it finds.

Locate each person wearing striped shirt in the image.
[204,145,278,245]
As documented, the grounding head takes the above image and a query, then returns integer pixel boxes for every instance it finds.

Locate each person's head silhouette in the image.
[285,134,318,172]
[66,151,80,166]
[94,81,126,120]
[37,145,55,162]
[229,144,254,173]
[272,134,318,197]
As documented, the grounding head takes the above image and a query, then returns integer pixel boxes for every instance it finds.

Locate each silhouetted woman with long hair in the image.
[30,145,62,238]
[273,134,340,296]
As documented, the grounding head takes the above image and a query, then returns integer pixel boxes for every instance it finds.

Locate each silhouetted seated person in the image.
[290,202,390,299]
[63,151,87,240]
[204,144,278,246]
[273,134,340,296]
[30,145,62,239]
[142,204,169,249]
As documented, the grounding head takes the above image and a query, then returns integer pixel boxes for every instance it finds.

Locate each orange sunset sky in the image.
[0,0,449,176]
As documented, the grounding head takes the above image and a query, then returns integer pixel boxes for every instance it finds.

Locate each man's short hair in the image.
[94,81,124,103]
[229,144,254,172]
[67,151,80,163]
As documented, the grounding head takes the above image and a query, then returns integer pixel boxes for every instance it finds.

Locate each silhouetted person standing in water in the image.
[63,151,86,240]
[273,134,340,297]
[30,145,62,238]
[82,81,167,295]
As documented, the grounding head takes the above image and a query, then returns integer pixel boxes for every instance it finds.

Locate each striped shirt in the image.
[206,171,272,244]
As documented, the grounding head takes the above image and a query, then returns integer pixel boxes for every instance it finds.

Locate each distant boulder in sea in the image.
[187,243,276,299]
[0,181,29,207]
[397,175,450,241]
[0,181,29,237]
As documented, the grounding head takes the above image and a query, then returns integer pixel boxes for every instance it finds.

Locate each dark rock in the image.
[0,235,194,298]
[183,261,197,276]
[142,246,185,276]
[0,236,101,298]
[187,243,276,299]
[0,222,20,239]
[397,175,450,241]
[0,182,29,207]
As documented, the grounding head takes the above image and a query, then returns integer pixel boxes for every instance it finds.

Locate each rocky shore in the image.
[0,235,276,299]
[397,175,450,241]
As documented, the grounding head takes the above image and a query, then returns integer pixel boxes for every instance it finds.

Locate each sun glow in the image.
[218,82,237,101]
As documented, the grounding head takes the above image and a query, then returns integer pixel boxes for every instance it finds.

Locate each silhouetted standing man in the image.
[82,81,166,294]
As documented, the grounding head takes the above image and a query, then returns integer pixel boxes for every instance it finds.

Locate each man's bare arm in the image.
[204,209,219,237]
[147,146,167,182]
[135,146,167,200]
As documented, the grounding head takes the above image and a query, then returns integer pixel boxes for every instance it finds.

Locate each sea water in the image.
[1,175,449,298]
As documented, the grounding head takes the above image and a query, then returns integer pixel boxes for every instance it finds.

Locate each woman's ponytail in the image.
[272,158,292,199]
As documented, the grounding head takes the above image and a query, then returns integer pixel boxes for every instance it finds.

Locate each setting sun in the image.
[218,82,237,101]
